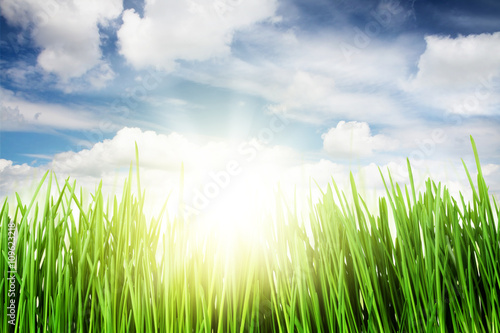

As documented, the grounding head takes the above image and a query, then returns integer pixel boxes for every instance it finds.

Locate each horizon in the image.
[1,0,500,218]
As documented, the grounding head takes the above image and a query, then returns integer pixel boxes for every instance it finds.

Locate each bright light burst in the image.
[195,164,277,247]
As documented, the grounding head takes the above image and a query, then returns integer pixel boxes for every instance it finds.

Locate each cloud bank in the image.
[2,127,496,223]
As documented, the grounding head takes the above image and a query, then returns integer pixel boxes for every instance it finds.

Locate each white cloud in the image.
[405,32,500,115]
[117,0,278,70]
[174,27,417,125]
[78,62,116,90]
[1,60,116,93]
[410,33,500,88]
[284,71,335,107]
[322,121,399,158]
[0,87,99,131]
[2,62,42,86]
[0,0,122,86]
[47,127,299,182]
[1,105,25,127]
[1,127,498,232]
[483,163,500,177]
[0,127,300,221]
[262,71,401,124]
[50,127,200,176]
[0,160,41,199]
[381,117,500,163]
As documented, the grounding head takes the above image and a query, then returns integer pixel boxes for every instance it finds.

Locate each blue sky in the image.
[1,0,500,215]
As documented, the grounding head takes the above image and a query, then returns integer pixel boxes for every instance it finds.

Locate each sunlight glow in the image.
[195,163,277,247]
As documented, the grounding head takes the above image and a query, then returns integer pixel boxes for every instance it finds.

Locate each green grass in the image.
[1,136,499,332]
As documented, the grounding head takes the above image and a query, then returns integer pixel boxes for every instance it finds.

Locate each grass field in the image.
[1,136,499,332]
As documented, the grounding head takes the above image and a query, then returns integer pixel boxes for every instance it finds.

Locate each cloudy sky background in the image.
[1,0,500,222]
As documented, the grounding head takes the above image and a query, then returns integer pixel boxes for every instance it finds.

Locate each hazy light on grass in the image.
[1,137,499,332]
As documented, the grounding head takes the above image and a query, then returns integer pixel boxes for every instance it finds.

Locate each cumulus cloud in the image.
[410,33,500,89]
[1,105,25,127]
[1,127,498,227]
[322,121,399,158]
[0,126,301,220]
[51,127,204,176]
[117,0,278,70]
[48,127,299,181]
[405,32,500,115]
[0,159,40,198]
[0,127,364,217]
[0,0,122,85]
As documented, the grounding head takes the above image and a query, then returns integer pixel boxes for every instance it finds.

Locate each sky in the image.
[1,0,500,223]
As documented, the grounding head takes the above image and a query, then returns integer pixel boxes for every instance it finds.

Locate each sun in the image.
[194,164,277,245]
